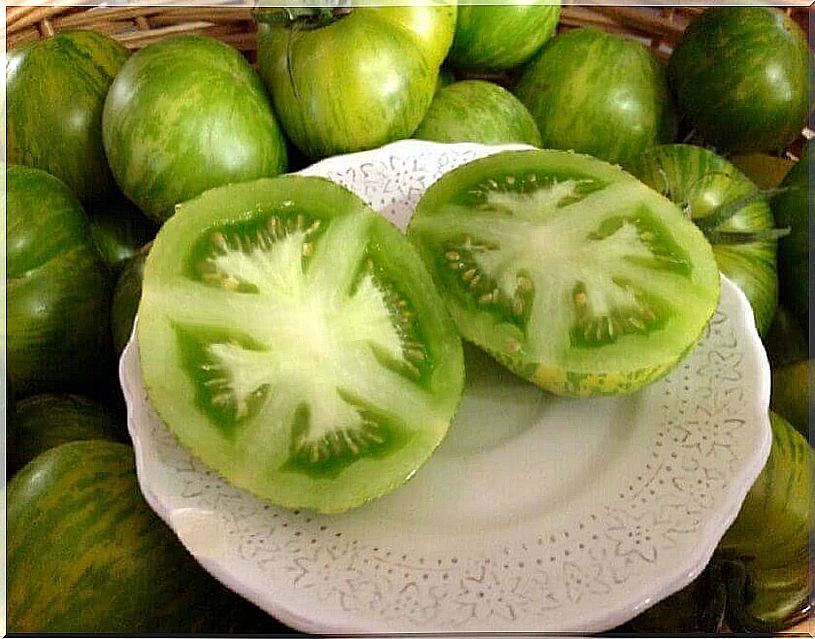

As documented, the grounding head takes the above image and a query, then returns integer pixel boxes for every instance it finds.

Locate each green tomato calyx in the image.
[253,6,352,29]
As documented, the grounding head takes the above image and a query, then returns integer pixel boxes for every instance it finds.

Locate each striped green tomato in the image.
[7,440,279,633]
[716,413,812,631]
[7,165,113,397]
[448,2,561,71]
[7,30,129,203]
[515,28,676,169]
[634,144,779,336]
[102,35,288,222]
[414,80,541,146]
[669,8,810,153]
[255,5,456,159]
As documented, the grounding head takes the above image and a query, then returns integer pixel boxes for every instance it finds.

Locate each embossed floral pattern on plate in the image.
[122,141,772,634]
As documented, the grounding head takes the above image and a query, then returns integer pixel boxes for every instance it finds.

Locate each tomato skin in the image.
[7,166,113,397]
[7,30,129,203]
[88,196,157,273]
[414,80,541,146]
[634,144,779,336]
[772,143,809,334]
[111,244,149,356]
[515,28,676,169]
[256,6,456,159]
[669,7,810,153]
[770,361,810,439]
[102,36,288,222]
[448,3,561,71]
[716,412,812,630]
[8,394,123,476]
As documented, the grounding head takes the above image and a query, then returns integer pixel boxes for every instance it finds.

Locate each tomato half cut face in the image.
[408,150,721,396]
[137,176,463,513]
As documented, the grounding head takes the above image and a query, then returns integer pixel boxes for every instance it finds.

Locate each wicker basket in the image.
[4,3,811,635]
[6,4,810,61]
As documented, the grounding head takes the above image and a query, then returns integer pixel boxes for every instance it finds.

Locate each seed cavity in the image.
[198,212,322,293]
[571,280,662,347]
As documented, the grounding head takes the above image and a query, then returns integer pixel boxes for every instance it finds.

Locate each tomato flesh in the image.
[138,176,463,513]
[409,150,721,396]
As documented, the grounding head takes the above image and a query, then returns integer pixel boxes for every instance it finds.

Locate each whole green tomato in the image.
[448,1,561,71]
[669,8,810,153]
[103,35,288,222]
[7,30,129,203]
[256,5,456,159]
[515,28,676,169]
[7,166,113,397]
[414,80,541,146]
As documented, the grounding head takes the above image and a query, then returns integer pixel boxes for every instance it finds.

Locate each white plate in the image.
[122,140,772,634]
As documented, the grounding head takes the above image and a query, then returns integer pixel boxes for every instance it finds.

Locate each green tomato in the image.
[137,176,464,513]
[8,394,123,476]
[7,165,113,397]
[7,440,282,633]
[669,8,810,153]
[763,306,808,370]
[408,149,720,397]
[111,243,149,356]
[448,2,561,71]
[634,144,779,336]
[515,28,676,169]
[770,360,810,438]
[102,35,288,222]
[716,413,812,631]
[414,80,541,146]
[255,5,456,159]
[88,196,157,273]
[7,30,129,203]
[772,143,809,334]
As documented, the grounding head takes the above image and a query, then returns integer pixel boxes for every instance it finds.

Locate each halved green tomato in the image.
[408,150,721,396]
[138,176,463,513]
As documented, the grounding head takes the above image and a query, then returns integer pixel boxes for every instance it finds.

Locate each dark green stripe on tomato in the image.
[669,7,810,154]
[515,28,677,169]
[8,165,114,397]
[414,80,541,146]
[102,35,288,222]
[7,30,129,203]
[633,144,779,336]
[7,440,276,633]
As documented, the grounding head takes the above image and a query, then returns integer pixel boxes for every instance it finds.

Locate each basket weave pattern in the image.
[6,5,809,62]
